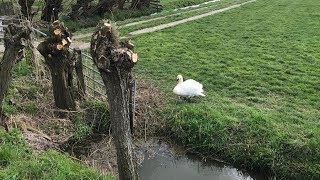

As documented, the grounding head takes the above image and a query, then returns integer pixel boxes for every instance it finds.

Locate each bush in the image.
[72,114,93,142]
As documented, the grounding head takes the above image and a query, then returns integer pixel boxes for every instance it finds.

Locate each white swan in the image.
[173,75,205,97]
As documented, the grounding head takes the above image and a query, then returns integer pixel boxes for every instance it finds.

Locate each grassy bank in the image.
[0,129,112,179]
[131,0,320,178]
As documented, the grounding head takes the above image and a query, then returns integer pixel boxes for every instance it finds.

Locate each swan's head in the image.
[176,75,183,84]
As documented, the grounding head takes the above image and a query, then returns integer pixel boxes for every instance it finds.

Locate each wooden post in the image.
[0,23,32,125]
[0,19,3,32]
[90,20,138,180]
[129,79,136,135]
[72,47,86,99]
[37,21,76,116]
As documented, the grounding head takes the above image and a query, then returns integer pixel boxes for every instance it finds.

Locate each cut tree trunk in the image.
[18,0,35,19]
[90,20,139,180]
[41,0,63,22]
[37,21,75,116]
[0,23,32,127]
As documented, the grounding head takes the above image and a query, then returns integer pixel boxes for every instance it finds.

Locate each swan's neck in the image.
[177,78,183,84]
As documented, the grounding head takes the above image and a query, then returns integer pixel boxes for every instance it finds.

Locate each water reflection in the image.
[138,141,266,180]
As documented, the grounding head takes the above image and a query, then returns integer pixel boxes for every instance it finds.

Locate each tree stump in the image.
[37,21,75,115]
[0,23,32,126]
[90,20,138,180]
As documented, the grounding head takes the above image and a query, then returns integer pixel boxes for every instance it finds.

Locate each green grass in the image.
[1,60,33,116]
[131,0,320,178]
[70,0,232,35]
[0,129,113,180]
[120,0,247,35]
[77,0,246,42]
[13,60,33,77]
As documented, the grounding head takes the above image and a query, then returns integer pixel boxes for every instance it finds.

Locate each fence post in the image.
[0,19,3,32]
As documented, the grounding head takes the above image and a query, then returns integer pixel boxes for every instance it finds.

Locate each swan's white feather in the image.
[173,76,205,97]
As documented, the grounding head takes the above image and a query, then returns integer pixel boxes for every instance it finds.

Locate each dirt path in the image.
[72,0,255,50]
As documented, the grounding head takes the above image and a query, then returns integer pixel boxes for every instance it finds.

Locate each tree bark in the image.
[90,0,117,16]
[18,0,35,19]
[41,0,63,22]
[37,21,75,116]
[118,0,126,9]
[0,23,32,125]
[131,0,150,9]
[70,0,93,19]
[90,20,138,180]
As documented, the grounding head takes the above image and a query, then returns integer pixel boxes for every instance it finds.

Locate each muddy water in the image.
[65,136,267,179]
[137,141,267,180]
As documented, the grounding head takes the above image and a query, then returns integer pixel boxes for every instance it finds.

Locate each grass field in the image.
[131,0,320,178]
[76,0,247,42]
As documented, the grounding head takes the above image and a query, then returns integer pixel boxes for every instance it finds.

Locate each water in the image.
[138,141,267,180]
[64,136,268,180]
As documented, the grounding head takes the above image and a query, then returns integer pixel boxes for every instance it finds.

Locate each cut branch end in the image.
[57,44,63,50]
[54,29,61,36]
[132,53,138,64]
[62,39,68,46]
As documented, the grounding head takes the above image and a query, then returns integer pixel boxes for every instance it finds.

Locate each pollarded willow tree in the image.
[69,0,153,19]
[18,0,35,19]
[90,20,138,180]
[41,0,63,22]
[0,23,32,126]
[37,21,76,115]
[69,0,93,19]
